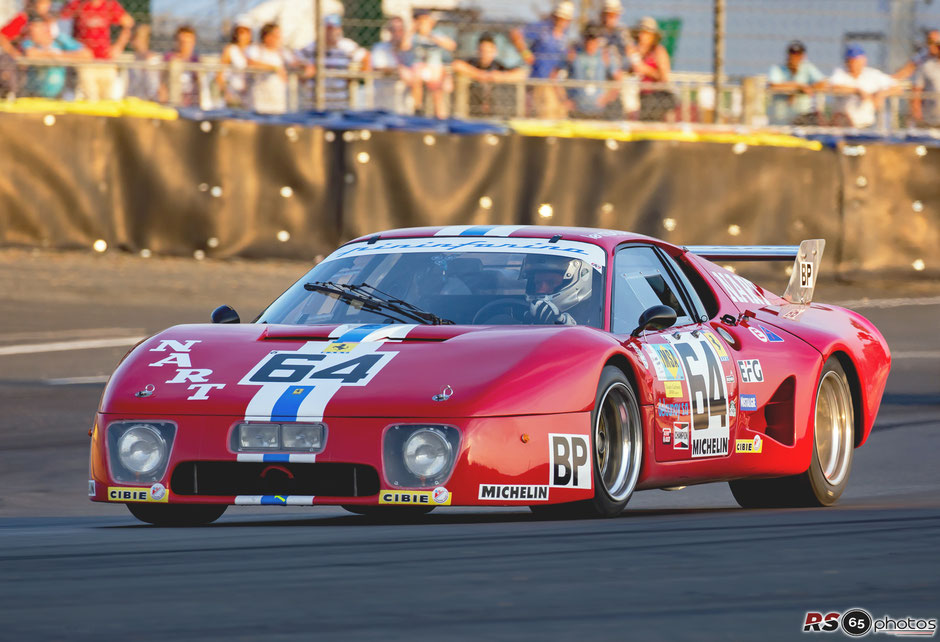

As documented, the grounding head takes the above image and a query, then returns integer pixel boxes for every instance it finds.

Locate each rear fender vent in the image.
[764,376,796,446]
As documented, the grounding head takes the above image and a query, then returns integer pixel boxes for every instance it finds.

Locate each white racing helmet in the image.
[521,254,593,312]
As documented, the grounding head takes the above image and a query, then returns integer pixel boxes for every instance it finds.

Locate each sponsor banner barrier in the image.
[0,111,936,275]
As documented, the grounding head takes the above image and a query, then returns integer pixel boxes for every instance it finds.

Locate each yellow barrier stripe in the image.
[0,97,178,120]
[509,119,823,150]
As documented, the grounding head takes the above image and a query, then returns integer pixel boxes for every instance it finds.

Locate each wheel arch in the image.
[829,350,865,448]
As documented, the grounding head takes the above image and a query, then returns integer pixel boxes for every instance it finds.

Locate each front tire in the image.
[531,366,643,518]
[127,503,227,526]
[729,358,855,508]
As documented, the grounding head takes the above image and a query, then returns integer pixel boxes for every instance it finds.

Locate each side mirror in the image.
[631,305,677,337]
[211,305,240,324]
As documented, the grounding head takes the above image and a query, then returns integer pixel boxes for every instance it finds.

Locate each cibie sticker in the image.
[379,489,452,506]
[737,359,764,383]
[549,434,592,490]
[735,435,763,454]
[108,485,168,503]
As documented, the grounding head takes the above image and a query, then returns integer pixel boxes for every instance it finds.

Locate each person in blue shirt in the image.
[20,17,90,98]
[510,0,573,118]
[767,40,825,125]
[566,23,622,119]
[893,28,939,80]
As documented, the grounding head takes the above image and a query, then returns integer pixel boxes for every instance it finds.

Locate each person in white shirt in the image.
[245,22,298,114]
[218,24,252,108]
[829,45,899,128]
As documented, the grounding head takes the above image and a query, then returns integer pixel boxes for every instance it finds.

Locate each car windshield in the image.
[258,237,608,327]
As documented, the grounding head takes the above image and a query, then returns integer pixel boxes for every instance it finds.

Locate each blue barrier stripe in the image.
[336,324,387,343]
[270,386,315,421]
[262,453,290,463]
[459,226,494,236]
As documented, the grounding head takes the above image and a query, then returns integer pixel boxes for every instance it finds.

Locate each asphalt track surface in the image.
[0,250,937,641]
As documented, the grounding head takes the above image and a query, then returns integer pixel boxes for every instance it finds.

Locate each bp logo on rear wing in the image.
[685,239,825,306]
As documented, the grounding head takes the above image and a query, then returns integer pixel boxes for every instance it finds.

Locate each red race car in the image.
[89,226,891,525]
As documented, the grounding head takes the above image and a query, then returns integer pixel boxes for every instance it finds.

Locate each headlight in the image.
[383,425,460,488]
[239,424,279,449]
[403,428,452,478]
[118,425,166,475]
[232,423,327,452]
[107,421,176,483]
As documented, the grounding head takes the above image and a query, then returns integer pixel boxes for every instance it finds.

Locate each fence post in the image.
[453,73,469,118]
[288,71,300,112]
[167,58,182,106]
[713,0,725,123]
[314,0,326,111]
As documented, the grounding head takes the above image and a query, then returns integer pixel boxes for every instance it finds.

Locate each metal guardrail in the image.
[8,56,940,136]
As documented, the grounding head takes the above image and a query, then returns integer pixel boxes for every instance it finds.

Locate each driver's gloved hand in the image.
[529,299,562,324]
[555,312,576,326]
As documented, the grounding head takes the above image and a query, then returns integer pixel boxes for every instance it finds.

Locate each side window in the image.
[611,246,694,334]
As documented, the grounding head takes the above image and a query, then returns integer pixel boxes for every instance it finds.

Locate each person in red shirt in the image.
[1,0,58,57]
[60,0,134,100]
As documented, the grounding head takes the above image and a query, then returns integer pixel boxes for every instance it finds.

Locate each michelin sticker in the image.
[239,324,412,421]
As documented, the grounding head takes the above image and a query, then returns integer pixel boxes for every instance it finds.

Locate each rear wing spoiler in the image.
[684,239,825,305]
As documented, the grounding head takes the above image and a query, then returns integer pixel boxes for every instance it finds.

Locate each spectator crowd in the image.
[1,0,939,128]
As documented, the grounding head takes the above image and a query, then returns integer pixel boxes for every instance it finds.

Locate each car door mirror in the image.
[631,305,677,337]
[211,305,240,324]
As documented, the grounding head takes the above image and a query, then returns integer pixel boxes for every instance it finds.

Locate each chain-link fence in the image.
[2,0,940,132]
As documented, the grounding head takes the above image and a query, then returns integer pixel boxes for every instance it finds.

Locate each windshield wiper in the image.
[303,281,454,325]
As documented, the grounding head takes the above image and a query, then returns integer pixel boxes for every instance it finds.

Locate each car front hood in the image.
[100,323,619,418]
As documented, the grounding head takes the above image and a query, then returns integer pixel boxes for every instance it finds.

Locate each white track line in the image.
[0,327,146,344]
[45,375,112,385]
[834,295,940,310]
[890,350,940,360]
[0,336,146,356]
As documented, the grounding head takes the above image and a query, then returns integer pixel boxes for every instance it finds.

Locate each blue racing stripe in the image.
[459,226,494,236]
[271,385,315,421]
[335,324,387,343]
[262,453,290,463]
[261,495,289,505]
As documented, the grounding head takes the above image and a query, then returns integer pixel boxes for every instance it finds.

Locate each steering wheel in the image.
[472,299,530,324]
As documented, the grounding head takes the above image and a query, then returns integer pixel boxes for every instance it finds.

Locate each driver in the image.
[521,254,593,325]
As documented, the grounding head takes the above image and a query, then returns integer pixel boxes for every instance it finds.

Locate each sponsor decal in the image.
[147,338,227,400]
[673,422,690,449]
[663,381,684,398]
[379,489,452,506]
[324,237,607,272]
[759,325,784,342]
[478,484,549,501]
[711,271,772,306]
[88,480,96,497]
[780,305,806,321]
[549,434,592,490]
[653,344,684,381]
[726,373,736,384]
[657,401,690,417]
[748,326,769,343]
[107,485,169,503]
[729,399,737,418]
[802,607,936,637]
[703,331,730,361]
[662,426,672,444]
[323,341,358,353]
[635,349,649,369]
[737,359,764,383]
[740,394,758,411]
[735,435,763,453]
[663,334,731,459]
[799,261,814,288]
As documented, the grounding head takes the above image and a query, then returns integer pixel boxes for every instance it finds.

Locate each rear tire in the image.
[127,503,227,526]
[729,358,855,508]
[531,366,643,519]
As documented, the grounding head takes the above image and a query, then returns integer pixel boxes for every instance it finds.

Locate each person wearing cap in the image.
[510,1,573,117]
[767,40,826,125]
[406,9,456,118]
[912,32,940,126]
[625,16,673,121]
[828,45,899,128]
[299,15,370,111]
[597,0,632,67]
[893,28,940,80]
[565,23,622,119]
